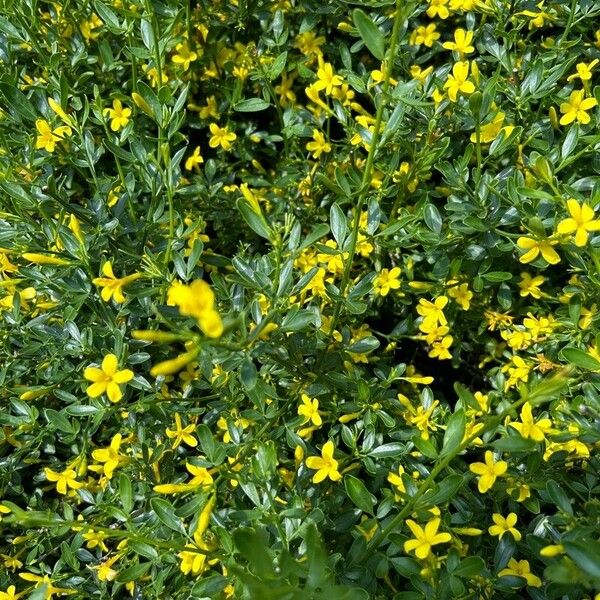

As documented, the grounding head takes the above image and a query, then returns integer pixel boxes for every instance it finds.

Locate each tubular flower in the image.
[91,433,127,478]
[517,236,560,264]
[374,267,401,297]
[167,280,224,338]
[44,467,83,494]
[313,62,343,95]
[208,123,236,150]
[84,354,134,403]
[305,440,342,483]
[404,518,452,559]
[556,199,600,246]
[103,99,131,131]
[298,394,323,427]
[488,513,521,541]
[498,558,542,587]
[469,450,508,493]
[92,261,141,303]
[35,119,72,152]
[166,413,198,449]
[306,129,331,159]
[509,402,553,441]
[559,90,597,125]
[444,61,475,101]
[442,29,475,55]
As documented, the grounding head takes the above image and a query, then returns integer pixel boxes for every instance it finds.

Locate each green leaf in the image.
[440,409,465,457]
[564,540,600,580]
[344,475,375,514]
[420,474,464,506]
[269,51,288,80]
[119,473,133,513]
[453,556,485,578]
[236,198,273,240]
[482,272,513,282]
[560,347,600,370]
[412,435,438,459]
[330,203,348,246]
[150,498,185,533]
[353,9,385,61]
[368,442,405,458]
[0,83,38,122]
[546,480,573,515]
[234,98,270,112]
[93,0,121,31]
[491,436,536,452]
[233,527,274,579]
[423,204,443,233]
[116,562,152,583]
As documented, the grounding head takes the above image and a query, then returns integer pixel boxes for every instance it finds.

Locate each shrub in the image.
[1,0,600,598]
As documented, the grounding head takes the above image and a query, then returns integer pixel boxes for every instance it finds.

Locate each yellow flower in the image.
[154,462,214,494]
[306,129,331,159]
[305,440,342,483]
[488,513,521,541]
[429,335,453,360]
[167,280,224,338]
[298,394,323,427]
[208,123,236,151]
[518,273,545,299]
[35,118,72,152]
[103,99,131,131]
[374,267,401,297]
[92,261,141,303]
[166,413,198,449]
[0,585,18,600]
[84,354,134,403]
[469,111,515,144]
[80,14,102,40]
[313,62,342,95]
[447,282,472,310]
[498,558,542,587]
[516,236,560,264]
[387,465,406,500]
[82,530,109,552]
[185,146,204,171]
[91,433,127,478]
[22,252,71,266]
[404,517,452,559]
[556,199,600,246]
[559,90,597,126]
[427,0,450,19]
[444,61,475,102]
[172,43,198,71]
[44,467,83,494]
[567,59,599,82]
[469,450,507,493]
[417,296,449,330]
[509,402,553,441]
[95,555,119,582]
[442,29,475,55]
[410,24,440,48]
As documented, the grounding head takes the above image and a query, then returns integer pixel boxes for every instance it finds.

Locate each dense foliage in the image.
[1,0,600,598]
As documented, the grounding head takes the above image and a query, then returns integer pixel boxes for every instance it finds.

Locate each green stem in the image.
[324,0,404,342]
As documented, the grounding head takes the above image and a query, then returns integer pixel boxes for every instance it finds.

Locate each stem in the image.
[324,0,404,342]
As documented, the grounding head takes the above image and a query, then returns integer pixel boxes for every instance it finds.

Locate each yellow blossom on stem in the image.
[92,261,141,303]
[498,558,542,587]
[306,129,331,159]
[559,90,597,125]
[172,43,198,71]
[556,199,600,246]
[185,146,204,171]
[374,267,401,297]
[444,61,475,102]
[208,123,236,151]
[387,465,406,500]
[103,99,131,131]
[313,62,343,95]
[44,467,83,495]
[91,433,127,478]
[518,273,545,298]
[427,0,450,19]
[84,354,134,403]
[509,402,553,441]
[305,440,342,483]
[410,24,440,48]
[167,280,224,338]
[516,236,560,264]
[567,59,599,82]
[35,118,72,152]
[442,29,475,56]
[488,513,521,541]
[469,450,507,493]
[404,517,452,559]
[166,413,198,449]
[298,394,323,427]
